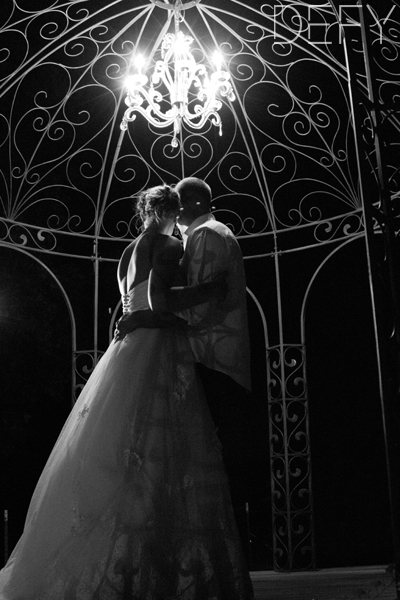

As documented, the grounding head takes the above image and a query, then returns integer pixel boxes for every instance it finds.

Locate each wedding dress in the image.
[0,280,254,600]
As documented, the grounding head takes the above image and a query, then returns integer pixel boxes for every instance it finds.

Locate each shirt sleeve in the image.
[183,227,230,326]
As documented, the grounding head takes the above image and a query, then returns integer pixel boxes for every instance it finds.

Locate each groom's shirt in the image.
[179,213,251,391]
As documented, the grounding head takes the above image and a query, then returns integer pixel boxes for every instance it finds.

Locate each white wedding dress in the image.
[0,280,253,600]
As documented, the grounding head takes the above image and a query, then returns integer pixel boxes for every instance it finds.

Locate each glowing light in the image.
[135,54,145,73]
[213,51,223,70]
[121,2,235,148]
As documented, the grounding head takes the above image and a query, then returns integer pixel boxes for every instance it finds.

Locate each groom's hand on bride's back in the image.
[113,310,155,342]
[113,310,187,342]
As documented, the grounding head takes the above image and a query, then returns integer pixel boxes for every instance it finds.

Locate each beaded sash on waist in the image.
[122,279,149,314]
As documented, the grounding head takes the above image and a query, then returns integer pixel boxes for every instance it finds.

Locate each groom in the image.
[175,177,251,392]
[175,177,252,558]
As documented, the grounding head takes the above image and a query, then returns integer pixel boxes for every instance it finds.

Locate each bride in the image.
[0,184,254,600]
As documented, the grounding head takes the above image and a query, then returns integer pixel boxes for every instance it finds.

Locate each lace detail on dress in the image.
[77,405,89,420]
[71,507,85,537]
[123,449,142,471]
[173,363,191,406]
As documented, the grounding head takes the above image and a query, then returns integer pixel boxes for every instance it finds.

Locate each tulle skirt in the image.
[0,326,253,600]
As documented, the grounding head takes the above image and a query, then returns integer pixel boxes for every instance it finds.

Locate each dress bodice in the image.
[122,279,149,314]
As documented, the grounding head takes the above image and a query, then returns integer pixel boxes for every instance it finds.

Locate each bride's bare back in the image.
[118,230,182,297]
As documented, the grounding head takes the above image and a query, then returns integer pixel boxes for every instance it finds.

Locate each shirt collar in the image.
[179,212,214,242]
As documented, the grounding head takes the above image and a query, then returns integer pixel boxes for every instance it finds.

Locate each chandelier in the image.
[120,0,235,148]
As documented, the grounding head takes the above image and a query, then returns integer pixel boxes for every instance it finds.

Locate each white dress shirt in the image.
[179,214,251,391]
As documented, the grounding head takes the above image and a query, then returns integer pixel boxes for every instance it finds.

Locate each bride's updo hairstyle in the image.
[136,184,181,228]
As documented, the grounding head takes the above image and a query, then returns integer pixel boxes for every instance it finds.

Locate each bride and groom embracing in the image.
[0,178,254,600]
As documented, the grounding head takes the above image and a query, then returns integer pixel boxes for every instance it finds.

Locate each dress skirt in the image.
[0,325,254,600]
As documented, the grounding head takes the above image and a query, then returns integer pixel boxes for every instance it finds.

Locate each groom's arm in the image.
[114,310,187,342]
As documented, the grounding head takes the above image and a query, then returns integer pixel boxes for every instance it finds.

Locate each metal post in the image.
[341,1,400,594]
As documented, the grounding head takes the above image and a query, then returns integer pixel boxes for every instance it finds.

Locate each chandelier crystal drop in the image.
[121,1,235,147]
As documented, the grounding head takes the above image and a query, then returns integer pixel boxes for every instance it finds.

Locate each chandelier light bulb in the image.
[174,33,187,55]
[135,54,145,73]
[212,50,223,70]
